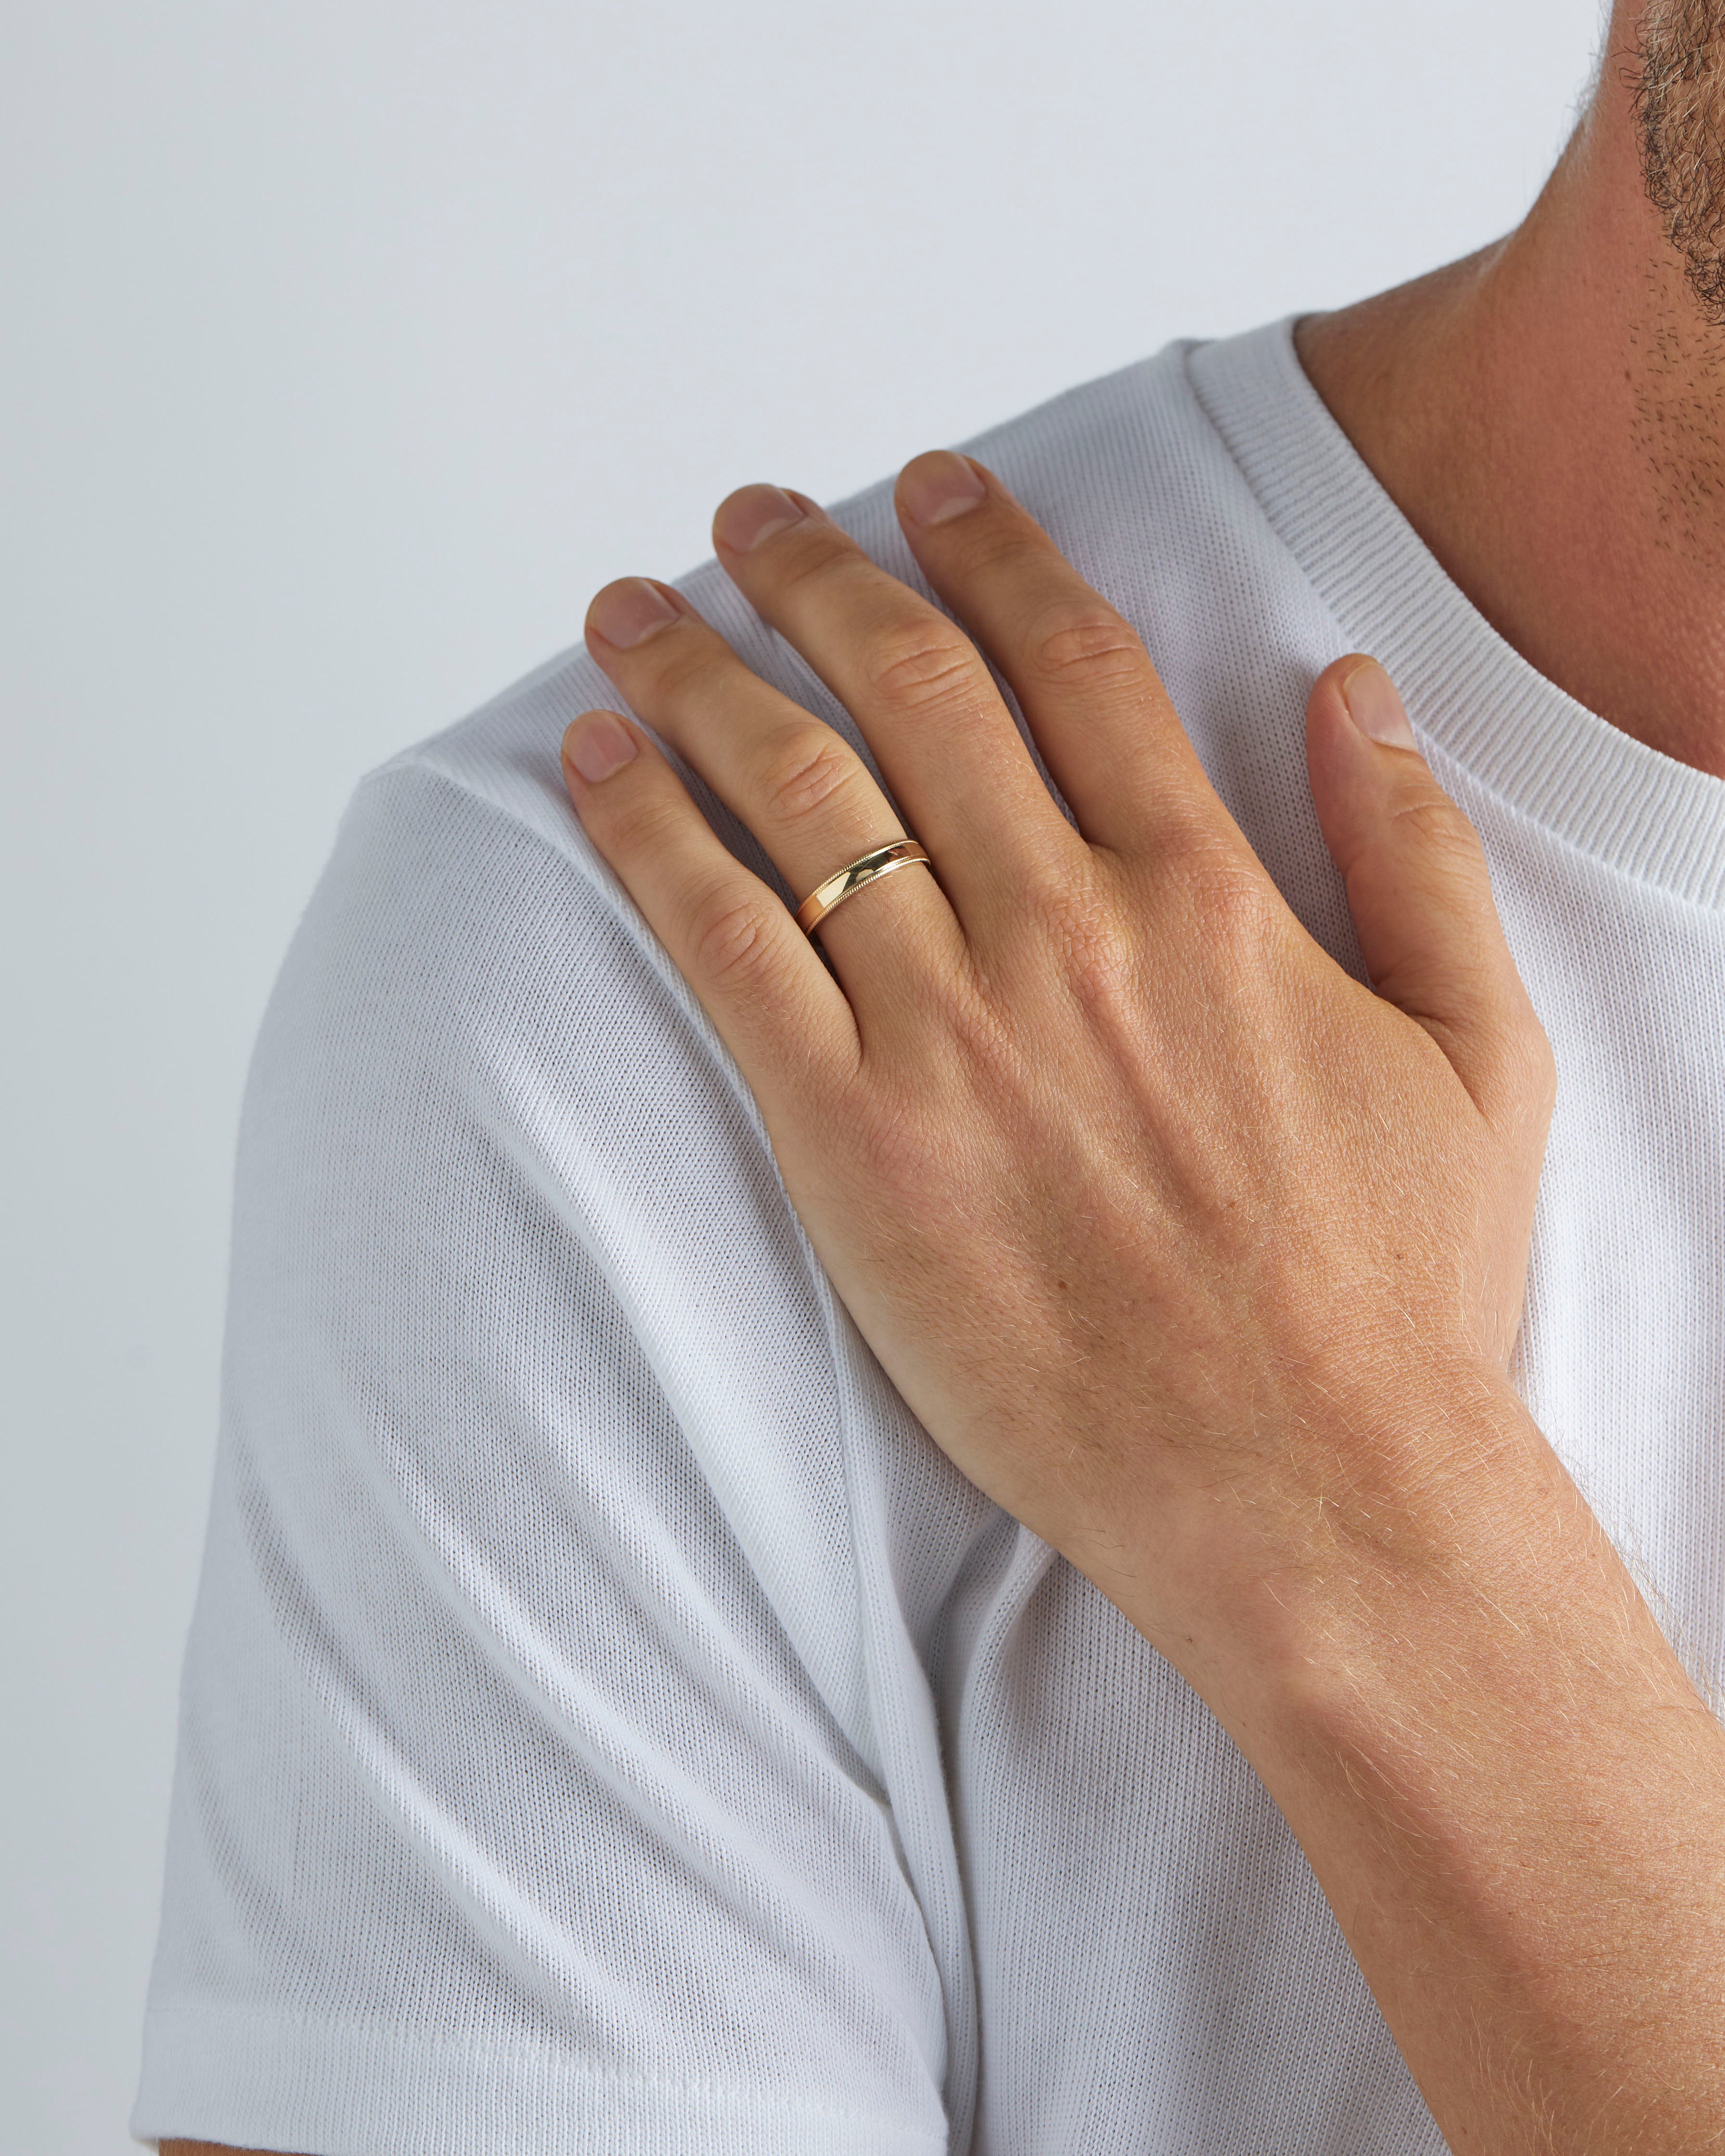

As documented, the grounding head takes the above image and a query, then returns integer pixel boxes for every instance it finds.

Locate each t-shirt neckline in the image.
[1186,315,1725,911]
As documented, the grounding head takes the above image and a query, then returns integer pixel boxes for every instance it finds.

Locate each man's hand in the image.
[560,454,1725,2152]
[562,455,1551,1661]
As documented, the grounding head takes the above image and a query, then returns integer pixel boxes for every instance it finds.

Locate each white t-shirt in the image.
[133,317,1725,2156]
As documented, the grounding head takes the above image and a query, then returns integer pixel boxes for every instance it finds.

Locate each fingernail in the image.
[899,450,989,527]
[564,713,639,783]
[588,578,680,649]
[714,484,807,554]
[1339,659,1416,748]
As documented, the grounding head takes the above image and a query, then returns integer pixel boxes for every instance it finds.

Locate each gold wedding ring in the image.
[793,839,933,939]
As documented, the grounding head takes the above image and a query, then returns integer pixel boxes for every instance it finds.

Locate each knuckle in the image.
[1168,849,1286,989]
[1148,827,1279,948]
[1384,784,1488,872]
[653,637,732,713]
[1475,1000,1559,1138]
[686,884,781,987]
[1509,1005,1559,1114]
[627,616,700,684]
[756,724,863,826]
[769,525,855,598]
[862,618,981,712]
[600,786,684,860]
[1020,860,1137,996]
[1023,598,1145,687]
[1196,858,1281,947]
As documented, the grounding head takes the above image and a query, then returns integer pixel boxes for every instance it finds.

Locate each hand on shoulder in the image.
[558,449,1725,2156]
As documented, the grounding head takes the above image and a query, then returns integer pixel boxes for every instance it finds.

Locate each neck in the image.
[1297,19,1725,781]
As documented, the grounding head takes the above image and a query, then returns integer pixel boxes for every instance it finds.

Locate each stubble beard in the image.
[1635,0,1725,321]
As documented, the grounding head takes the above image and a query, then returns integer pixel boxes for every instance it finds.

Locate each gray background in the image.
[2,1,1604,2147]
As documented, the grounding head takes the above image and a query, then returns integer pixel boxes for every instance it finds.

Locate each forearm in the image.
[558,423,1721,2144]
[1185,1381,1725,2155]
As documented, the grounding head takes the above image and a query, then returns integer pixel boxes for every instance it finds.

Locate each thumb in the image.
[1305,654,1551,1127]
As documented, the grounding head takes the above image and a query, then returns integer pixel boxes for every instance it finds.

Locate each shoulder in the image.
[281,321,1359,1123]
[366,318,1333,895]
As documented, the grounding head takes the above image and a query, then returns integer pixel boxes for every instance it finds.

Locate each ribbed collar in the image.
[1187,317,1725,911]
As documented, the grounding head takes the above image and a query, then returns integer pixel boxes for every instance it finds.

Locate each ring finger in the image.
[583,573,967,1016]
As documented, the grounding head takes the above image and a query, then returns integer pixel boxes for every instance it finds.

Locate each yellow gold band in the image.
[793,839,933,939]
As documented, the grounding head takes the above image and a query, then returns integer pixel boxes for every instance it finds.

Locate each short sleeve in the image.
[132,757,952,2156]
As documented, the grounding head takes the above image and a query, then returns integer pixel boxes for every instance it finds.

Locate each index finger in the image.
[895,452,1226,860]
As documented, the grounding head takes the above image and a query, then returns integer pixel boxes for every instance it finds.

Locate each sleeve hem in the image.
[131,2003,948,2156]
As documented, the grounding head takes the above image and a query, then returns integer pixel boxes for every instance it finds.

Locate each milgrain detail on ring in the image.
[793,840,935,940]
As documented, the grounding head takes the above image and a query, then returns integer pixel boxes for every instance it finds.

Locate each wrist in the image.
[1165,1379,1725,2153]
[1122,1357,1545,1708]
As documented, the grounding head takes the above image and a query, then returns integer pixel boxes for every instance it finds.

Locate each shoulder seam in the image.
[345,742,654,926]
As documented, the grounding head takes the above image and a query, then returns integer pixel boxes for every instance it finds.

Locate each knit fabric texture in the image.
[134,318,1725,2156]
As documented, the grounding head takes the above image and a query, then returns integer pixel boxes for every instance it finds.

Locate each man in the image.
[140,1,1725,2149]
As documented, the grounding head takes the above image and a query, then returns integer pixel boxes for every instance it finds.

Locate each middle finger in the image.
[583,574,966,1008]
[711,484,1086,936]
